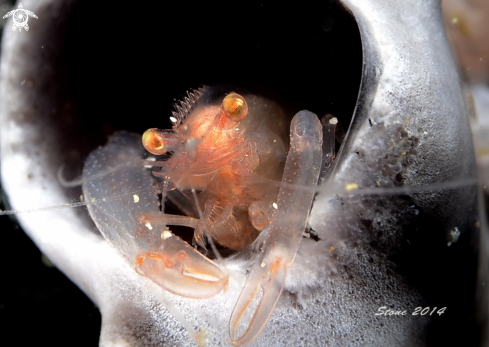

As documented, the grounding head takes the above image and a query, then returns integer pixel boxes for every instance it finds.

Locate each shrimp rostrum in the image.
[82,85,327,345]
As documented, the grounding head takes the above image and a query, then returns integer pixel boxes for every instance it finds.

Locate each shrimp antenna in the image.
[57,159,156,188]
[171,87,206,127]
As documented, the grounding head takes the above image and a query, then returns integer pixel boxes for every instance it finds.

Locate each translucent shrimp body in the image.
[82,86,324,345]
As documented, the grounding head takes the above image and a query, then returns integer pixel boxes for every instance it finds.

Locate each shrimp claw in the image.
[136,232,229,299]
[229,110,323,346]
[82,131,229,300]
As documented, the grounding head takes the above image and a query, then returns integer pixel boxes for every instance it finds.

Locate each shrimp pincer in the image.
[229,111,323,346]
[81,85,325,346]
[82,132,229,299]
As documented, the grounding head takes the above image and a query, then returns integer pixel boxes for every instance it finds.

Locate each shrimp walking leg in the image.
[229,110,323,346]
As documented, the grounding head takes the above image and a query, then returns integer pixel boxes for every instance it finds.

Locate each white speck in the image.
[235,128,240,131]
[79,195,84,202]
[145,222,153,230]
[261,261,266,267]
[329,117,338,125]
[144,157,156,168]
[447,227,460,246]
[272,202,278,209]
[133,194,139,203]
[423,131,428,135]
[273,139,276,143]
[170,116,177,123]
[162,230,172,240]
[21,79,25,85]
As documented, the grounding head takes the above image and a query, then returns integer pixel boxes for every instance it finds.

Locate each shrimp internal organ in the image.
[82,85,325,346]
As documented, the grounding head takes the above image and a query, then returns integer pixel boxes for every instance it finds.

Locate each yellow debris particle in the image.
[133,194,140,203]
[402,152,406,156]
[345,183,358,191]
[196,328,209,346]
[161,230,172,240]
[452,17,459,24]
[261,261,266,267]
[329,246,336,253]
[423,131,428,135]
[145,222,153,230]
[41,254,54,268]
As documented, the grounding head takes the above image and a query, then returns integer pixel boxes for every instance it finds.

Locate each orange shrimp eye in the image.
[221,92,248,122]
[142,128,168,155]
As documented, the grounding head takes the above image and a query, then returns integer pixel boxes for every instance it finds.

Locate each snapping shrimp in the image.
[82,85,328,345]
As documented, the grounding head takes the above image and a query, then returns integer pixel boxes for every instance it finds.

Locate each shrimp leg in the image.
[229,110,323,346]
